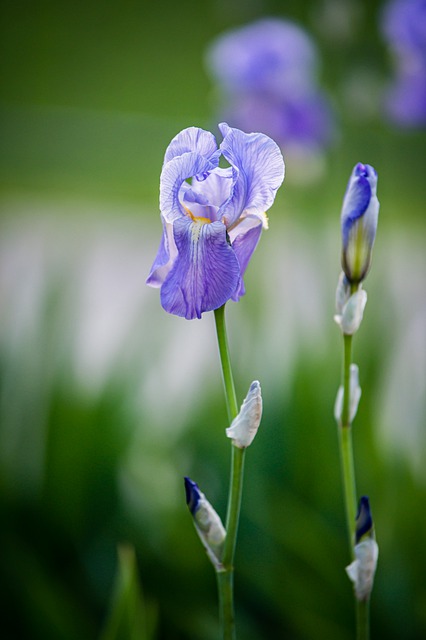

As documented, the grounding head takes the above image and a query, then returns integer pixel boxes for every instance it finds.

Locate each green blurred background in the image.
[1,0,425,638]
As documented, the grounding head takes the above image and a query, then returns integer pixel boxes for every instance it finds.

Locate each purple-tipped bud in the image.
[183,476,226,570]
[184,476,201,515]
[355,495,374,543]
[341,163,380,284]
[346,495,379,601]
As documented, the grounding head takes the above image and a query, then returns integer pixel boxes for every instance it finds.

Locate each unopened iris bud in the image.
[355,495,374,544]
[226,381,262,448]
[334,287,367,335]
[184,477,226,570]
[341,163,379,285]
[346,496,379,601]
[334,364,362,425]
[335,271,351,316]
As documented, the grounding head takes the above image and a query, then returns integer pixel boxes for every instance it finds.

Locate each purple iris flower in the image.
[381,0,426,126]
[341,163,380,284]
[207,18,318,98]
[205,18,336,155]
[147,123,285,319]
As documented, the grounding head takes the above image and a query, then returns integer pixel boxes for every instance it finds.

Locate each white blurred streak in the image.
[0,196,425,488]
[376,233,426,483]
[0,196,218,439]
[229,219,335,402]
[72,224,150,393]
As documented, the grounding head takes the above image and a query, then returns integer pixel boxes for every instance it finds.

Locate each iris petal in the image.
[164,127,219,164]
[160,217,240,319]
[341,174,372,248]
[146,217,176,287]
[218,123,285,227]
[160,152,220,223]
[189,167,234,221]
[230,220,263,300]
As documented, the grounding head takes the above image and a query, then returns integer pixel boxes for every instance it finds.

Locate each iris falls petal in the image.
[160,218,240,319]
[146,218,176,287]
[230,220,263,300]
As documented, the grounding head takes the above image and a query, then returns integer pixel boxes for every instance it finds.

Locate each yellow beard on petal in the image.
[183,204,211,226]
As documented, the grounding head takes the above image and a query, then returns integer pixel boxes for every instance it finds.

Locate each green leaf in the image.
[100,544,156,640]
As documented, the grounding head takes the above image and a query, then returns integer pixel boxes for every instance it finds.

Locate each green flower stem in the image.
[214,305,239,421]
[340,333,357,554]
[216,570,234,640]
[357,599,370,640]
[339,329,370,640]
[214,304,246,640]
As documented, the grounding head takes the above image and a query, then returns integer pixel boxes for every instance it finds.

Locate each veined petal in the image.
[190,167,234,219]
[164,127,218,164]
[229,218,263,300]
[160,217,240,319]
[341,174,372,248]
[146,217,177,287]
[160,152,220,223]
[218,123,285,227]
[341,163,379,283]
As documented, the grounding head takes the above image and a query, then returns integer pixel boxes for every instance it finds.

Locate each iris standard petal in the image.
[146,218,176,287]
[160,217,240,319]
[164,126,219,164]
[160,152,220,223]
[190,167,234,219]
[218,123,285,228]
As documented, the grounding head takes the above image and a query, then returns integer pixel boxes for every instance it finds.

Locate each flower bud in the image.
[346,496,379,601]
[335,271,351,316]
[334,364,362,425]
[341,163,379,284]
[355,495,374,544]
[184,477,226,569]
[334,289,367,335]
[226,381,262,448]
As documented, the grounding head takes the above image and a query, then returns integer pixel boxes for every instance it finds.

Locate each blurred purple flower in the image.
[381,0,426,126]
[206,19,336,157]
[147,123,284,320]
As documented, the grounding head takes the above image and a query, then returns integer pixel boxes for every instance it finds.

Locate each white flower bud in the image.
[335,271,351,316]
[226,381,262,448]
[334,364,362,425]
[334,289,367,335]
[346,539,379,601]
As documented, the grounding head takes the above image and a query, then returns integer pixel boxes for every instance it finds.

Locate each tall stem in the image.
[214,305,238,422]
[214,305,246,640]
[357,599,370,640]
[216,570,234,640]
[339,330,370,639]
[340,333,357,554]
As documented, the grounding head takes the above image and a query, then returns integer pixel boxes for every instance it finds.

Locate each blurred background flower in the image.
[206,18,337,183]
[381,0,426,127]
[0,1,426,638]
